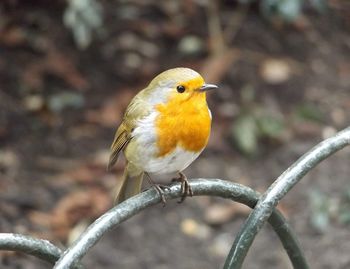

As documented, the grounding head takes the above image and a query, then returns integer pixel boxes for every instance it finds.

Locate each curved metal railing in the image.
[0,126,349,269]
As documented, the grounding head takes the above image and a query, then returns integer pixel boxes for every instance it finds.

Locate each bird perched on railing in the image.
[108,67,217,205]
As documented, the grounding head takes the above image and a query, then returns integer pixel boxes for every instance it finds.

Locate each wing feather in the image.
[107,90,153,171]
[107,123,131,171]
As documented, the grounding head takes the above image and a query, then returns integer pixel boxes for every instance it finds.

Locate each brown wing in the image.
[107,122,131,171]
[107,90,152,171]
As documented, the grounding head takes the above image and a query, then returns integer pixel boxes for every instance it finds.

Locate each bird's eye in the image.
[176,85,186,93]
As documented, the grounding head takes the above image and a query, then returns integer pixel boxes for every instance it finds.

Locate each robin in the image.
[108,67,217,204]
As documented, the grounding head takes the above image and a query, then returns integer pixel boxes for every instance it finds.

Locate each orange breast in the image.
[155,92,211,157]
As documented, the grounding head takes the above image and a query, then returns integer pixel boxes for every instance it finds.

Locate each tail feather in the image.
[114,163,144,205]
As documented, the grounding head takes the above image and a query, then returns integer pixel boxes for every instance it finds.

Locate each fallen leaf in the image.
[322,126,337,139]
[67,123,99,140]
[23,95,45,112]
[0,150,19,170]
[27,211,52,228]
[204,202,250,225]
[0,26,26,46]
[293,121,321,138]
[330,108,346,126]
[209,233,232,258]
[22,45,88,91]
[178,35,205,56]
[260,58,291,84]
[49,188,111,241]
[180,218,211,239]
[67,220,90,245]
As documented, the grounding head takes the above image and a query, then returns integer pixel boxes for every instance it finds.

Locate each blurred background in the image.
[0,0,350,268]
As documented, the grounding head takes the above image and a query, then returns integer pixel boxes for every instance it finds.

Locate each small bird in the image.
[108,67,217,204]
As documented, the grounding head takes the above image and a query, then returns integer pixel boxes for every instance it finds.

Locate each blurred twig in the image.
[206,1,249,54]
[223,4,249,44]
[206,0,227,55]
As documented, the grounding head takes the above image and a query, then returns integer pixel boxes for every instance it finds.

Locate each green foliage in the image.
[238,0,328,23]
[309,190,330,232]
[261,0,302,22]
[232,114,259,156]
[258,115,284,138]
[48,92,84,112]
[231,87,285,156]
[310,0,328,12]
[339,188,350,225]
[309,187,350,233]
[63,0,103,49]
[295,103,324,123]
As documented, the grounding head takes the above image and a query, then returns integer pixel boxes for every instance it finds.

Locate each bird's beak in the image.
[198,83,218,92]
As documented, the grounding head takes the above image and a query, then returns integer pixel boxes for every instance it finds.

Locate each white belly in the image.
[125,111,203,174]
[143,146,201,174]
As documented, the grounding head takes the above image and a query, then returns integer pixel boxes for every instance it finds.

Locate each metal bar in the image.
[53,179,308,269]
[224,126,350,269]
[0,233,62,264]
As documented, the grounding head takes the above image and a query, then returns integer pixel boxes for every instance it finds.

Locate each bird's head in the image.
[144,67,218,106]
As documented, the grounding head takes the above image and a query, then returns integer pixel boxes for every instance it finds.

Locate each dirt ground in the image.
[1,1,350,269]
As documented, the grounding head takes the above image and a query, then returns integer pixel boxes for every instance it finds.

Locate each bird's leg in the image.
[172,172,193,203]
[145,172,169,206]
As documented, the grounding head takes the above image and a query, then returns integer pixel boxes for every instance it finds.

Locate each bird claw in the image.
[145,172,169,206]
[158,184,171,191]
[153,184,168,206]
[172,172,193,203]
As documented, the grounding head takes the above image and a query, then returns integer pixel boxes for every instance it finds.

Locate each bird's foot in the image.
[153,184,170,206]
[145,173,169,206]
[172,172,193,203]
